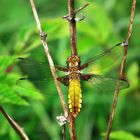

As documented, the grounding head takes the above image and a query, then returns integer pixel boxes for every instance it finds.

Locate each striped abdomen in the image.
[68,79,82,117]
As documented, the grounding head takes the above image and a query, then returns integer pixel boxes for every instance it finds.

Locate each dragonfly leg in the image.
[56,66,68,72]
[57,76,69,86]
[80,74,93,81]
[79,63,89,70]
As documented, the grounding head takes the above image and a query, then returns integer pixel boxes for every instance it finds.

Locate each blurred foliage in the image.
[0,0,140,140]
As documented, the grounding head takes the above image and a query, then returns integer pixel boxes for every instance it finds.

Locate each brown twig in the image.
[0,106,29,140]
[68,0,77,56]
[105,0,136,140]
[66,0,78,139]
[62,125,66,140]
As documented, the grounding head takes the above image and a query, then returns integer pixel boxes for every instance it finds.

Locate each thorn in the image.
[40,32,48,40]
[62,16,75,22]
[63,15,69,20]
[63,15,85,22]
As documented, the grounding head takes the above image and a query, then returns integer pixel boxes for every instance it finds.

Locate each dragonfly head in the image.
[67,55,81,67]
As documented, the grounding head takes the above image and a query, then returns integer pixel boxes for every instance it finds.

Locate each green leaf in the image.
[13,18,69,55]
[125,120,140,132]
[0,84,28,105]
[102,131,140,140]
[14,84,43,101]
[0,72,44,101]
[127,63,139,90]
[41,18,69,41]
[0,55,16,74]
[0,0,31,34]
[13,26,39,54]
[78,2,112,44]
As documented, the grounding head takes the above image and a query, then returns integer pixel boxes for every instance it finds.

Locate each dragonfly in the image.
[17,42,129,118]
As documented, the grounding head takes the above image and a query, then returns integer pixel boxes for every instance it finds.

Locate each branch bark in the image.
[68,0,77,56]
[0,106,29,140]
[106,0,136,140]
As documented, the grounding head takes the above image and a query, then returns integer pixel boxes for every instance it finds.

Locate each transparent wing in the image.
[80,74,129,114]
[17,58,68,79]
[17,58,67,79]
[88,74,129,93]
[81,42,125,74]
[16,58,67,96]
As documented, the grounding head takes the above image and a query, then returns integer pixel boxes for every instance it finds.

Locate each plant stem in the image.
[0,106,29,140]
[68,0,77,56]
[62,125,66,140]
[105,0,136,140]
[67,0,77,139]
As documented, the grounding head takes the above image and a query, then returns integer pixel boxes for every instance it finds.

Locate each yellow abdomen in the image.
[68,79,82,117]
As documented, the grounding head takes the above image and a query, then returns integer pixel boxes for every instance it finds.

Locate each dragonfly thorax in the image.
[68,71,80,80]
[67,55,81,80]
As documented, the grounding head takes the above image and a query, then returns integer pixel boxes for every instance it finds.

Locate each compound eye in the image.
[75,56,80,62]
[75,62,78,66]
[67,57,71,62]
[69,62,72,67]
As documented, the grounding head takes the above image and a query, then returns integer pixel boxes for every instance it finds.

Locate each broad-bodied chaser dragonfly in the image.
[17,42,129,117]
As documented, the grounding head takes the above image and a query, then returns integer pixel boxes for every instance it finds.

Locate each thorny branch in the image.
[65,2,89,56]
[0,106,29,140]
[106,0,136,140]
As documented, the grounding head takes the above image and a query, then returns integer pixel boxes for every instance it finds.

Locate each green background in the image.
[0,0,140,140]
